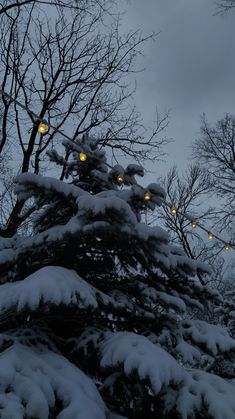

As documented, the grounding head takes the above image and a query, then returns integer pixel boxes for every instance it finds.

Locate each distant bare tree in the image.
[193,114,235,244]
[151,115,235,289]
[149,165,229,288]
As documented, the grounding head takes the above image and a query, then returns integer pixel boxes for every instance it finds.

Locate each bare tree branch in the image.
[0,0,95,16]
[214,0,235,14]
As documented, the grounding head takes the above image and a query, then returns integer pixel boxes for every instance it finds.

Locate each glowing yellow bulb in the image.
[144,191,151,201]
[224,243,230,251]
[79,152,87,162]
[191,221,197,228]
[170,207,177,215]
[38,122,48,135]
[117,174,124,184]
[208,232,213,240]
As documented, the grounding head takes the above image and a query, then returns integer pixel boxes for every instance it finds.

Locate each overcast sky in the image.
[121,0,235,177]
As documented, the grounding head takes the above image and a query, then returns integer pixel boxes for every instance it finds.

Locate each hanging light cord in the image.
[161,199,235,251]
[0,88,72,141]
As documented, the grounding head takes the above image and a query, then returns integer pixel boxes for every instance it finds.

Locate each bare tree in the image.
[0,1,168,237]
[148,165,229,288]
[192,114,235,244]
[148,117,235,289]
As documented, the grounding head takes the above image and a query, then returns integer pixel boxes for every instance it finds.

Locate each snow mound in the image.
[0,266,135,314]
[0,266,98,311]
[78,194,137,225]
[15,172,86,202]
[142,287,186,313]
[176,340,201,363]
[182,320,235,355]
[0,342,106,419]
[100,332,185,393]
[176,370,235,419]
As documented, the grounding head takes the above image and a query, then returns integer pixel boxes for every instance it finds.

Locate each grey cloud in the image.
[122,0,235,173]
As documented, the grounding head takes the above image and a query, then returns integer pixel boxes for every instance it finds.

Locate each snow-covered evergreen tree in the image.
[0,134,235,418]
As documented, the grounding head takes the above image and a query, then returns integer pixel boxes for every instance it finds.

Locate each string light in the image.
[38,122,49,135]
[144,191,151,201]
[79,152,87,162]
[163,199,233,250]
[117,174,124,184]
[0,87,234,252]
[0,88,72,142]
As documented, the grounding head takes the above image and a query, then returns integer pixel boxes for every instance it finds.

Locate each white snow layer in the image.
[0,343,106,419]
[78,194,138,225]
[15,173,87,202]
[0,266,134,313]
[0,266,98,311]
[176,370,235,419]
[142,287,186,313]
[100,332,185,393]
[100,331,235,419]
[182,320,235,355]
[176,340,201,363]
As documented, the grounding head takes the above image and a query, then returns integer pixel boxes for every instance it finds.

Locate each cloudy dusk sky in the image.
[122,0,235,176]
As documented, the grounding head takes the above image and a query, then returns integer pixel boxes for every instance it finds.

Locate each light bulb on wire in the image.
[144,191,151,201]
[191,221,197,229]
[170,207,177,215]
[208,232,213,240]
[38,122,49,135]
[224,243,230,251]
[117,174,124,184]
[79,152,87,162]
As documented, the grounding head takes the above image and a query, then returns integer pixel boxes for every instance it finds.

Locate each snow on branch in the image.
[15,173,87,204]
[175,370,235,419]
[0,266,98,311]
[182,319,235,355]
[0,342,107,419]
[100,332,185,393]
[77,194,138,226]
[0,266,136,314]
[99,332,235,418]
